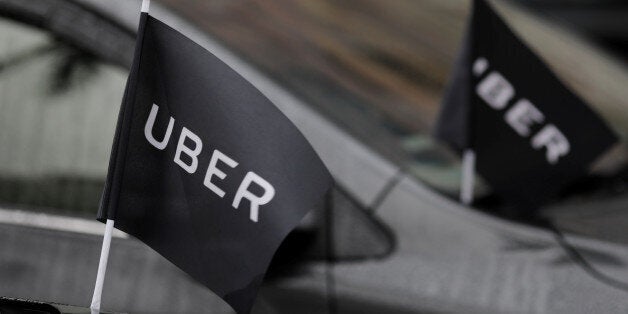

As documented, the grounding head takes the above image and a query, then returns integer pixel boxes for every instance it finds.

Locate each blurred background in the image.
[0,0,627,313]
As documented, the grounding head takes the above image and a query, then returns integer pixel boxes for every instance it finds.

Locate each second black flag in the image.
[435,0,617,209]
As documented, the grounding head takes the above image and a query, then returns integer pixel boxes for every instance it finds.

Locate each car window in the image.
[0,16,128,217]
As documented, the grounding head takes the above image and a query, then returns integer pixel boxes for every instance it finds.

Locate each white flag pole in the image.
[90,1,150,313]
[460,149,476,206]
[141,0,151,13]
[90,219,115,313]
[461,57,488,206]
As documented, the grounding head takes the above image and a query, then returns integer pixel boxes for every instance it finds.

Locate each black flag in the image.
[435,0,617,209]
[98,12,333,314]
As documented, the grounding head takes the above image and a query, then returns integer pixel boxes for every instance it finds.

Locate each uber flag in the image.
[435,0,617,209]
[98,12,333,314]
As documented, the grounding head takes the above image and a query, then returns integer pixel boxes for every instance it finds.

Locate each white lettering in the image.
[144,104,174,150]
[473,57,489,76]
[232,172,275,223]
[174,127,202,173]
[505,99,545,137]
[476,72,515,110]
[144,104,276,222]
[473,61,572,164]
[204,149,238,198]
[531,124,570,164]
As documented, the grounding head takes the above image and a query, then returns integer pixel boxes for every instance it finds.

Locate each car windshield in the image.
[157,0,628,201]
[159,0,628,242]
[2,1,628,313]
[158,0,467,195]
[2,0,628,241]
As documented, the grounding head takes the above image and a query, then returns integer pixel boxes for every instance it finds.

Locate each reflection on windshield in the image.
[160,0,628,202]
[0,18,127,216]
[159,0,470,195]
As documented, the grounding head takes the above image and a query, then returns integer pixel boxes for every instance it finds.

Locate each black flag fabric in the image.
[435,0,617,209]
[98,13,333,314]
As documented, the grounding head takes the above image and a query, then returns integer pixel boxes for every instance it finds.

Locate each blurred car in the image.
[1,0,628,313]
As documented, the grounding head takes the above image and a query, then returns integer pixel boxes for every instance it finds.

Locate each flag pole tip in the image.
[141,0,151,13]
